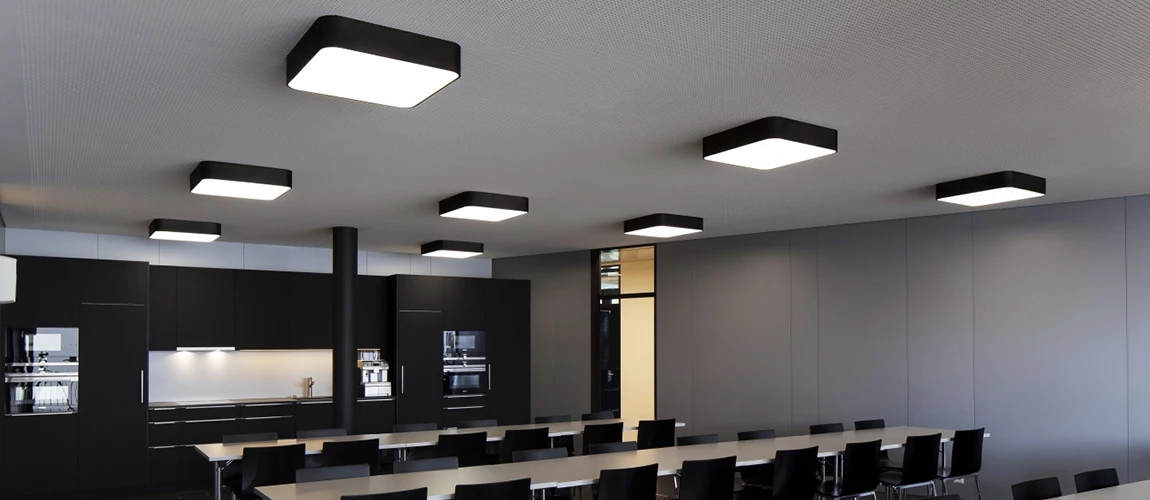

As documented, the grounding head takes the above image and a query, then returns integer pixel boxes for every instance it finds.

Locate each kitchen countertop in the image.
[149,396,397,408]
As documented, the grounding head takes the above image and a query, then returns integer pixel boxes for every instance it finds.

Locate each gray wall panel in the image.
[790,229,820,435]
[1128,195,1150,481]
[973,199,1128,498]
[655,240,696,435]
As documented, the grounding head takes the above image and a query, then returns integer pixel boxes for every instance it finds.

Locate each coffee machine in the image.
[358,349,391,397]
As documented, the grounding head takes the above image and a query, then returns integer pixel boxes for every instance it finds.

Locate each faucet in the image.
[303,377,314,398]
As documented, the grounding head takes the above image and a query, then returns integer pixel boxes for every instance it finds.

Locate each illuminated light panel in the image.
[149,219,221,243]
[703,116,838,170]
[439,192,529,222]
[190,161,292,201]
[936,171,1046,207]
[175,346,236,352]
[421,240,483,258]
[623,213,703,239]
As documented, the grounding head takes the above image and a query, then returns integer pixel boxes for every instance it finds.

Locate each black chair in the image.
[222,443,305,499]
[222,432,278,444]
[677,434,719,446]
[455,477,532,500]
[637,419,676,449]
[322,438,381,474]
[295,464,370,483]
[938,428,985,499]
[1074,468,1119,493]
[854,419,885,431]
[393,423,438,433]
[535,415,573,423]
[880,433,941,500]
[499,427,550,463]
[679,456,736,500]
[298,428,348,439]
[456,419,497,429]
[581,410,616,421]
[589,441,638,455]
[392,456,459,474]
[341,488,428,500]
[582,422,624,455]
[436,432,488,467]
[598,463,658,500]
[817,439,881,500]
[1011,477,1062,500]
[513,447,568,462]
[737,429,776,491]
[738,429,776,441]
[536,416,575,455]
[810,423,845,435]
[771,446,820,500]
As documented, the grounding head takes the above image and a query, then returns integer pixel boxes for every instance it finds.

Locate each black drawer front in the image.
[148,421,183,446]
[241,416,296,439]
[183,419,241,444]
[241,403,295,418]
[148,446,185,485]
[183,405,240,421]
[149,407,183,422]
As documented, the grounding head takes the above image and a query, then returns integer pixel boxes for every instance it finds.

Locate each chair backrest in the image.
[456,419,498,429]
[240,443,306,496]
[295,464,370,484]
[809,423,844,435]
[1074,468,1119,493]
[436,432,488,467]
[948,428,985,477]
[582,422,624,454]
[854,419,886,430]
[679,456,736,500]
[637,419,676,449]
[393,456,459,474]
[512,447,568,463]
[900,433,942,484]
[598,463,658,500]
[738,429,776,441]
[839,439,881,496]
[223,432,278,444]
[499,427,550,463]
[298,428,348,439]
[454,477,531,500]
[1012,477,1062,500]
[535,415,573,424]
[393,422,438,433]
[581,410,616,421]
[771,446,819,500]
[322,438,381,474]
[677,434,719,446]
[341,488,428,500]
[589,441,639,455]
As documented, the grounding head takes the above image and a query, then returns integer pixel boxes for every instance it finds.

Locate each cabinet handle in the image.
[140,370,145,404]
[488,365,492,390]
[401,366,405,394]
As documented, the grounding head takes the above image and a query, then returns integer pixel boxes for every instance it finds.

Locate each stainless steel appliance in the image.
[443,364,487,396]
[443,330,486,358]
[4,327,80,415]
[358,349,391,397]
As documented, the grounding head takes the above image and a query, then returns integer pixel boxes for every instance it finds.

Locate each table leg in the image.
[214,461,223,500]
[834,455,841,482]
[941,441,948,471]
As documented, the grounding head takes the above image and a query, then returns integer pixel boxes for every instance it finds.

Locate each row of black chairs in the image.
[1012,468,1120,500]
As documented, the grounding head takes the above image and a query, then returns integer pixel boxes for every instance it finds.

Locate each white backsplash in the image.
[148,350,333,402]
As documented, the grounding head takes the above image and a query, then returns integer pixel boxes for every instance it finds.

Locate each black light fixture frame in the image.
[935,171,1046,200]
[702,116,838,158]
[149,218,222,238]
[190,161,292,192]
[421,239,484,255]
[623,213,704,233]
[439,191,529,216]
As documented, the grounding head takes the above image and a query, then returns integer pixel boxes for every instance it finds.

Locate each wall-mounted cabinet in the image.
[290,272,333,349]
[235,270,292,350]
[148,266,179,351]
[176,267,236,348]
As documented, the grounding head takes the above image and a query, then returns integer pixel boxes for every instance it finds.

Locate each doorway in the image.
[593,246,655,423]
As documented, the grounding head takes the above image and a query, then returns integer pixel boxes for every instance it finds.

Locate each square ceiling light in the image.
[439,191,529,222]
[190,161,292,201]
[286,15,461,108]
[936,171,1046,207]
[703,116,838,170]
[421,240,483,258]
[624,213,703,238]
[149,219,222,242]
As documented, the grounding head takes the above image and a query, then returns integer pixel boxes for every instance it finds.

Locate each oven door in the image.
[443,365,488,396]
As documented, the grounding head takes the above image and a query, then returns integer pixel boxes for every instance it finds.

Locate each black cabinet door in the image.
[396,275,443,311]
[443,278,487,331]
[356,276,387,349]
[148,266,179,351]
[355,399,396,434]
[295,400,335,431]
[290,272,333,349]
[78,304,148,489]
[394,312,443,425]
[147,446,184,485]
[79,259,148,305]
[236,270,292,350]
[241,416,296,439]
[487,280,532,426]
[177,267,236,348]
[3,255,81,327]
[3,413,79,496]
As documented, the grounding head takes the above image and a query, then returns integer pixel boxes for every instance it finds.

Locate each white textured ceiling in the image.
[3,1,1150,257]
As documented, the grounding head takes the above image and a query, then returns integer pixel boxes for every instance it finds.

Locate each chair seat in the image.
[879,470,904,486]
[937,467,975,479]
[879,457,900,469]
[816,480,846,497]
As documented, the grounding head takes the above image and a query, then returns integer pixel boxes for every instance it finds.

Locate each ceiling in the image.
[3,1,1150,258]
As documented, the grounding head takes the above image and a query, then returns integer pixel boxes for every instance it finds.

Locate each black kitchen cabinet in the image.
[236,270,292,350]
[79,259,148,305]
[4,413,79,496]
[295,400,335,431]
[241,415,295,439]
[147,446,185,485]
[78,304,149,490]
[290,272,333,349]
[2,255,81,327]
[148,266,178,351]
[396,275,443,311]
[183,418,240,444]
[443,277,487,330]
[356,275,387,349]
[487,280,532,426]
[355,399,396,434]
[393,311,443,425]
[177,267,236,348]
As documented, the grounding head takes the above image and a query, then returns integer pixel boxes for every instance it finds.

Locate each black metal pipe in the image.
[333,226,357,431]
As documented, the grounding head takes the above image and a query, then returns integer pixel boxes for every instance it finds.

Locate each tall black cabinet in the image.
[487,279,531,425]
[392,275,445,425]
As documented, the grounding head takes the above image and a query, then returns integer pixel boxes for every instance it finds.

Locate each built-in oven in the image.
[443,364,488,396]
[443,330,486,359]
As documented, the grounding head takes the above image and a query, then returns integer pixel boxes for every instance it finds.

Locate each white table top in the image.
[1051,481,1150,500]
[256,426,986,500]
[195,419,685,462]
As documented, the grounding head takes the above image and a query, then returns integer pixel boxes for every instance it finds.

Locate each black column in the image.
[333,226,357,431]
